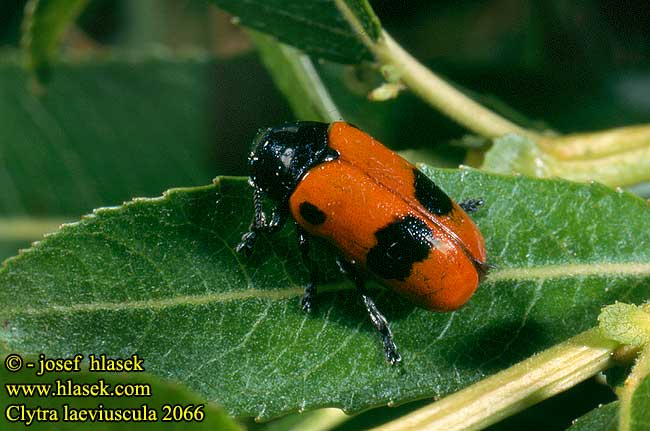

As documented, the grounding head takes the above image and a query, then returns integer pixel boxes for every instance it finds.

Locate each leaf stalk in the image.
[333,0,537,139]
[373,32,538,140]
[371,328,618,431]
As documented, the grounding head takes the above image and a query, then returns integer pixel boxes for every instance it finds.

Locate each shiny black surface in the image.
[248,121,337,202]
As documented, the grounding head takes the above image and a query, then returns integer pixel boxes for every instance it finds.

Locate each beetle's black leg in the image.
[297,226,318,313]
[336,257,401,366]
[459,198,484,214]
[236,188,287,256]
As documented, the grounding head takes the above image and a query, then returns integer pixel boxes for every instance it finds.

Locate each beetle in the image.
[236,121,488,365]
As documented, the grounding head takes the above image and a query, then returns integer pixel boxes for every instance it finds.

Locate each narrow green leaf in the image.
[566,401,618,431]
[1,169,650,420]
[336,0,381,41]
[630,374,650,431]
[482,130,650,188]
[617,346,650,430]
[207,0,375,63]
[0,361,243,430]
[21,0,90,83]
[250,31,340,122]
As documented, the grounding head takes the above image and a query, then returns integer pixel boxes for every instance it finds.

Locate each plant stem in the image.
[371,328,619,431]
[0,217,68,241]
[548,145,650,187]
[374,32,538,139]
[335,1,650,186]
[617,304,650,431]
[543,125,650,160]
[540,125,650,187]
[334,0,536,139]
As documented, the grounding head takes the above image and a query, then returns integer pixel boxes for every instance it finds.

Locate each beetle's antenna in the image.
[235,189,264,256]
[253,188,266,227]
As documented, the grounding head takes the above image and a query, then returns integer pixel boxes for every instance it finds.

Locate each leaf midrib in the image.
[487,262,650,282]
[4,262,649,318]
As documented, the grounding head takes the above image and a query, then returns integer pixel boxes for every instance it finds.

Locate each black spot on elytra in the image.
[366,216,433,280]
[413,168,453,215]
[299,202,326,225]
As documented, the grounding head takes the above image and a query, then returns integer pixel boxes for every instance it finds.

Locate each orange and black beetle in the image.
[237,121,488,365]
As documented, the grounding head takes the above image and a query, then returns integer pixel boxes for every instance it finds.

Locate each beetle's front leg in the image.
[236,188,287,256]
[297,226,319,313]
[336,257,401,366]
[459,198,484,214]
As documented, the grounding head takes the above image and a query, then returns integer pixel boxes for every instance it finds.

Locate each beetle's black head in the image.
[248,121,338,202]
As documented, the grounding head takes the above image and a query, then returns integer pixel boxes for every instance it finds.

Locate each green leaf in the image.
[21,0,90,83]
[0,55,216,216]
[0,54,219,260]
[1,169,650,420]
[0,360,243,430]
[334,0,381,41]
[566,402,618,431]
[250,31,340,122]
[485,378,617,431]
[630,374,650,430]
[482,129,650,188]
[482,134,551,177]
[207,0,378,63]
[599,302,650,348]
[617,345,650,430]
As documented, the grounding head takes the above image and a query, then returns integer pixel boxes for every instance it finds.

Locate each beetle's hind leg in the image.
[297,226,318,313]
[236,188,287,256]
[336,257,401,366]
[459,198,484,214]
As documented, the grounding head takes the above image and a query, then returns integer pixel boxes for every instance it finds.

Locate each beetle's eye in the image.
[281,148,294,169]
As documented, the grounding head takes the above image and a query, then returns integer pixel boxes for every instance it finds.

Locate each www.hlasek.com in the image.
[4,353,205,426]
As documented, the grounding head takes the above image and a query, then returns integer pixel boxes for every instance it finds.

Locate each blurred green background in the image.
[2,1,649,211]
[1,1,648,429]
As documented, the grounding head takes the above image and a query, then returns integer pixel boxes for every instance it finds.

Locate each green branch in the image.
[0,217,68,241]
[334,0,538,139]
[373,32,538,139]
[371,328,618,431]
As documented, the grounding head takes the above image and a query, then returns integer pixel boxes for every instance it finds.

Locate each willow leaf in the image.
[1,168,649,419]
[208,0,380,63]
[567,402,618,431]
[21,0,89,82]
